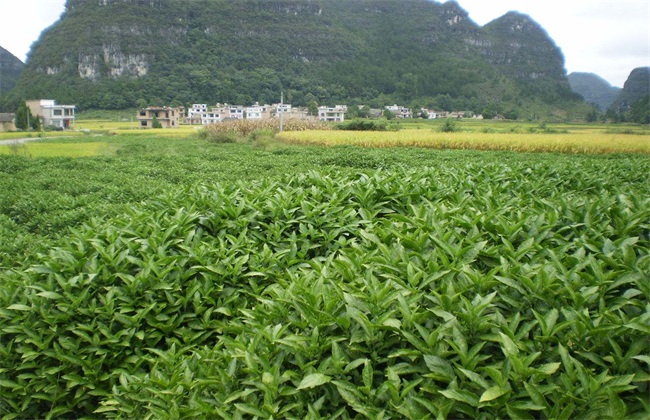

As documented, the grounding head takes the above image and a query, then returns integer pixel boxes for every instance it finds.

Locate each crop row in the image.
[1,160,648,418]
[276,129,650,154]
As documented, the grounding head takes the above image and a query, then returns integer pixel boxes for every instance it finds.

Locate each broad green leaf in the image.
[297,373,331,390]
[536,362,561,375]
[479,386,508,403]
[0,379,21,389]
[234,403,267,417]
[37,291,63,300]
[362,360,373,390]
[223,388,256,404]
[262,372,274,385]
[633,355,650,366]
[458,368,489,389]
[381,318,402,329]
[7,304,31,311]
[424,355,455,380]
[499,332,519,356]
[608,390,626,419]
[509,402,547,410]
[345,358,369,373]
[439,389,479,407]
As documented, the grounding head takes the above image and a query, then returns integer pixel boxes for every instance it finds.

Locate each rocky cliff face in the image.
[0,46,24,96]
[611,67,650,111]
[567,72,621,111]
[482,12,566,82]
[10,0,582,115]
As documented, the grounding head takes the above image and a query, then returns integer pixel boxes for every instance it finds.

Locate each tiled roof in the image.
[0,113,15,122]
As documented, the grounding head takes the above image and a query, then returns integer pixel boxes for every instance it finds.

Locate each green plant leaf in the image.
[297,373,331,390]
[7,304,31,311]
[479,386,508,403]
[536,362,561,375]
[439,389,479,407]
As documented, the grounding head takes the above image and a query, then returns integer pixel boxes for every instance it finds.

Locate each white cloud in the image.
[0,0,66,61]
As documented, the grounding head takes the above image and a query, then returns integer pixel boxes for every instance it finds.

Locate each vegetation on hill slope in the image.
[3,0,588,120]
[0,46,24,96]
[609,67,650,123]
[568,72,621,111]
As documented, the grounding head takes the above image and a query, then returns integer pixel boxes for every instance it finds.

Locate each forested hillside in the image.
[0,46,24,96]
[609,67,650,123]
[4,0,588,118]
[568,72,620,111]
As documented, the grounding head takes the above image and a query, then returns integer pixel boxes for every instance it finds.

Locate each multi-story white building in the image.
[318,105,347,122]
[274,103,292,116]
[26,99,76,129]
[187,104,208,124]
[245,103,271,120]
[385,104,412,119]
[201,105,229,125]
[227,105,245,120]
[422,109,445,119]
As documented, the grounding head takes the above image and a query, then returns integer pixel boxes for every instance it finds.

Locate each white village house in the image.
[385,104,412,119]
[318,105,347,122]
[26,99,76,129]
[245,103,271,120]
[138,99,474,129]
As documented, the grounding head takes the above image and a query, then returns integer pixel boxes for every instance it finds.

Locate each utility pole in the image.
[279,90,284,132]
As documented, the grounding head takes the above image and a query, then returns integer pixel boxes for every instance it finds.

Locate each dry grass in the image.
[276,129,650,154]
[201,118,332,138]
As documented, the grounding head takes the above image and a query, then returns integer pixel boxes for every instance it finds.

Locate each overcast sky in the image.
[1,0,648,87]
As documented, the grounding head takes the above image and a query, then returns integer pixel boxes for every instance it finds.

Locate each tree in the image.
[585,107,599,123]
[152,115,162,128]
[30,113,41,131]
[307,100,319,116]
[440,118,459,132]
[15,101,33,130]
[629,96,650,124]
[358,105,370,118]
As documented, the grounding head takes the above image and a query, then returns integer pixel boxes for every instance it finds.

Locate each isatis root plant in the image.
[1,162,649,418]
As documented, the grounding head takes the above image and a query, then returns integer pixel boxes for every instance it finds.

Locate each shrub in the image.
[200,119,332,143]
[336,119,388,131]
[247,129,275,142]
[439,118,460,132]
[206,131,238,144]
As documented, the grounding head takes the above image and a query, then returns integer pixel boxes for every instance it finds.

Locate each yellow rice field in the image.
[276,129,650,154]
[0,142,116,157]
[74,119,202,136]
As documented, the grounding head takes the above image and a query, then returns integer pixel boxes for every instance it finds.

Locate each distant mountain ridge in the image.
[567,72,621,111]
[0,46,24,96]
[610,67,650,111]
[7,0,587,118]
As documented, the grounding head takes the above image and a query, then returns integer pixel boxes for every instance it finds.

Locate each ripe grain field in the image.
[0,131,649,418]
[276,129,650,154]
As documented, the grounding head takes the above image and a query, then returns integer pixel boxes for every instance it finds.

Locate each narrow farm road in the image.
[0,137,71,145]
[0,138,43,145]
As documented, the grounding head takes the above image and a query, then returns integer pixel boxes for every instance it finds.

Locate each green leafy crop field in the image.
[1,133,649,418]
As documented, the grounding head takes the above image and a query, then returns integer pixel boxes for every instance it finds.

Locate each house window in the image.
[53,109,62,116]
[140,121,147,127]
[140,110,146,116]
